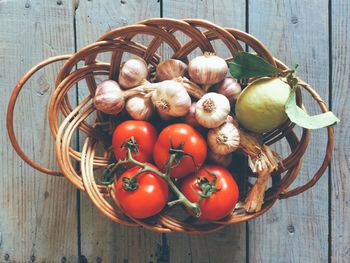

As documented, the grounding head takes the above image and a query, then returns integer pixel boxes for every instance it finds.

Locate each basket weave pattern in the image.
[7,18,334,234]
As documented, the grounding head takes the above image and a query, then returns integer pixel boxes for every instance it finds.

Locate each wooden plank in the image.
[74,1,163,262]
[0,0,77,262]
[163,1,247,262]
[331,0,350,262]
[248,1,330,262]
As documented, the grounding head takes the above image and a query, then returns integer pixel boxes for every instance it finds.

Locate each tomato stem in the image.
[122,136,139,154]
[167,199,182,207]
[192,172,221,210]
[168,138,198,170]
[111,149,203,217]
[104,134,203,215]
[122,177,139,191]
[101,158,130,185]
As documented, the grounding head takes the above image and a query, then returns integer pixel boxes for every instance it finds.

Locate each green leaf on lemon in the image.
[228,52,281,79]
[285,88,340,129]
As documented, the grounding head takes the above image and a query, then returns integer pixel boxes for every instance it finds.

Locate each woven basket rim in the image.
[6,18,334,233]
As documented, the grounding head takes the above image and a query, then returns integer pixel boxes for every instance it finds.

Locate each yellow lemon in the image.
[235,77,291,133]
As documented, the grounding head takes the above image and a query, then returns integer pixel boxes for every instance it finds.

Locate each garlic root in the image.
[243,145,278,213]
[226,116,279,213]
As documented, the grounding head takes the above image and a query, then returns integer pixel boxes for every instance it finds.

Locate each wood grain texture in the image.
[1,1,347,262]
[248,1,330,262]
[0,0,77,262]
[163,1,247,262]
[74,1,162,262]
[331,0,350,262]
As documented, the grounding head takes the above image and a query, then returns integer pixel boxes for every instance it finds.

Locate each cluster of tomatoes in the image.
[111,120,239,221]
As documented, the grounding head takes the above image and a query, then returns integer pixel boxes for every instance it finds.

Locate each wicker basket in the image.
[7,18,334,234]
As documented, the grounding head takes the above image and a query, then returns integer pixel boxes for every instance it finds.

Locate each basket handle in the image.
[6,55,71,176]
[279,81,335,199]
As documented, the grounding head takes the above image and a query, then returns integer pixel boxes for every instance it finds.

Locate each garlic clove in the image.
[184,102,201,128]
[118,57,148,89]
[156,59,187,81]
[195,92,230,128]
[174,77,205,100]
[215,77,242,105]
[151,80,191,117]
[126,94,154,120]
[93,80,125,115]
[188,52,228,91]
[207,120,240,155]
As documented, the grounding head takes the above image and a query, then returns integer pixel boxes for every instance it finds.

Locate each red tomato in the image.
[180,165,239,220]
[153,123,207,178]
[112,120,158,163]
[115,164,168,219]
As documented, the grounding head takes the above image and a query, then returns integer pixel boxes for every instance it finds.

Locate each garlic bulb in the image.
[216,77,242,104]
[151,80,191,117]
[174,77,205,98]
[184,102,201,128]
[188,52,228,91]
[195,92,230,128]
[207,121,240,155]
[156,59,187,81]
[126,95,154,120]
[157,109,174,121]
[119,58,148,89]
[93,80,125,115]
[207,151,233,167]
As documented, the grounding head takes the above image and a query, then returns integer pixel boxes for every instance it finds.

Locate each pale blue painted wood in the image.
[248,0,330,262]
[331,0,350,262]
[0,0,77,261]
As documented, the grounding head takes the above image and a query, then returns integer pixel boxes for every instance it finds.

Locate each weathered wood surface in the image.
[163,1,247,262]
[74,1,162,262]
[1,0,349,262]
[248,0,330,262]
[0,0,78,262]
[331,0,350,262]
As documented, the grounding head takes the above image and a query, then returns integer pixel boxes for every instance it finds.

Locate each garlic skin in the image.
[195,92,230,128]
[207,151,233,167]
[157,109,174,121]
[156,59,187,81]
[216,77,242,104]
[118,58,148,89]
[173,77,205,99]
[93,80,125,115]
[126,95,154,120]
[188,53,228,88]
[207,121,240,155]
[184,102,201,128]
[151,80,191,117]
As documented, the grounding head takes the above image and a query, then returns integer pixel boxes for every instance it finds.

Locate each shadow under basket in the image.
[7,18,334,234]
